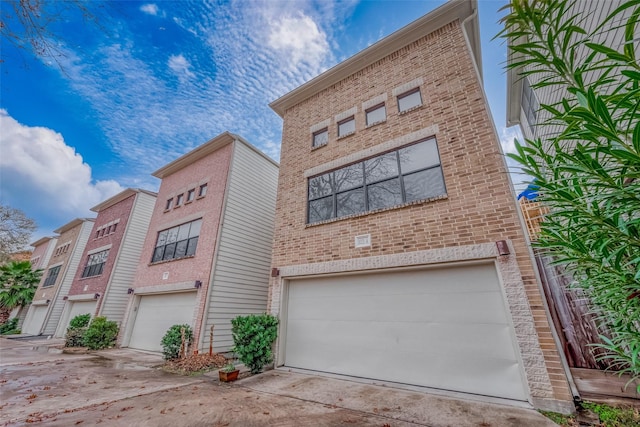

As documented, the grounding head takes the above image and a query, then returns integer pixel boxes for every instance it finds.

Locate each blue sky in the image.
[0,0,521,242]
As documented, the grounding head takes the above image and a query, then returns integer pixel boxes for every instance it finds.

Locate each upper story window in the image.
[81,249,109,278]
[522,77,539,128]
[176,194,184,206]
[111,223,117,233]
[42,265,61,287]
[307,138,446,224]
[366,104,386,126]
[151,218,202,263]
[186,189,195,202]
[165,198,173,210]
[337,117,355,138]
[312,128,328,148]
[397,88,422,113]
[198,184,208,197]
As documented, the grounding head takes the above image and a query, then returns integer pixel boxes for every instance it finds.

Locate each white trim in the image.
[45,261,64,270]
[334,106,358,123]
[156,211,205,231]
[362,93,388,111]
[87,244,112,256]
[304,125,439,177]
[392,77,424,96]
[68,294,98,301]
[31,299,50,306]
[310,119,331,134]
[133,281,198,295]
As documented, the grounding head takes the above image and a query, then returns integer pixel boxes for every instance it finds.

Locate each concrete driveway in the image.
[0,337,556,426]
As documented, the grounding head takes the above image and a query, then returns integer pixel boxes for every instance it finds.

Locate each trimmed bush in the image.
[0,318,20,335]
[231,313,278,374]
[82,316,119,350]
[65,327,87,347]
[161,324,193,360]
[69,313,91,328]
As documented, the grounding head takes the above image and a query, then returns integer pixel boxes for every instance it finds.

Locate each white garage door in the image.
[128,292,197,352]
[59,300,97,334]
[23,305,49,335]
[284,263,528,401]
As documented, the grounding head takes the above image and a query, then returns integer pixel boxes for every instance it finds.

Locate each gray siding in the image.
[100,192,156,325]
[203,141,278,352]
[45,221,93,336]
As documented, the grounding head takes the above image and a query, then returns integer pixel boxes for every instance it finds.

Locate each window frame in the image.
[151,218,202,263]
[42,265,61,287]
[176,193,184,207]
[337,116,356,138]
[365,103,386,126]
[307,137,446,224]
[198,184,208,198]
[312,128,329,148]
[186,189,195,203]
[521,77,539,128]
[165,198,173,210]
[81,249,109,278]
[397,88,422,113]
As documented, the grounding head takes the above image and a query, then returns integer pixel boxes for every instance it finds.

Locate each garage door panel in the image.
[23,306,48,335]
[284,264,528,401]
[128,292,196,352]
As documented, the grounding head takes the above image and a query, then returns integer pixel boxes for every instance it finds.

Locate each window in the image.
[151,218,202,263]
[81,249,109,278]
[307,138,446,224]
[337,117,355,137]
[186,189,195,202]
[522,77,539,128]
[312,128,328,148]
[397,88,422,113]
[366,104,386,126]
[198,184,208,197]
[111,223,117,233]
[95,230,101,238]
[106,225,112,234]
[165,198,173,210]
[176,194,184,206]
[43,266,61,287]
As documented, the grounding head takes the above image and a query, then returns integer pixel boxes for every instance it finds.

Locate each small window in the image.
[312,128,328,148]
[198,184,208,197]
[99,229,105,237]
[398,88,422,113]
[366,104,386,126]
[186,189,195,202]
[176,194,184,206]
[106,225,112,234]
[165,198,173,210]
[111,223,117,233]
[338,117,355,137]
[95,230,100,238]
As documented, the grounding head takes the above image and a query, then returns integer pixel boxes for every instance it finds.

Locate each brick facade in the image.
[269,15,573,412]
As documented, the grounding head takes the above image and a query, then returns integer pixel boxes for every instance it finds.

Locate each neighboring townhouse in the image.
[11,237,59,327]
[22,218,94,336]
[119,132,278,354]
[54,189,157,337]
[267,0,573,414]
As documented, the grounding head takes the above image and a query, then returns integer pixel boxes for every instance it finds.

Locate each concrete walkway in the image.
[0,337,557,426]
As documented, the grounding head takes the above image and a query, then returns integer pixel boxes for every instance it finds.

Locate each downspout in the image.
[460,3,581,404]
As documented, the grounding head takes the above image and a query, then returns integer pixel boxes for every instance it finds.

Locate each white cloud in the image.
[168,54,195,81]
[0,110,124,219]
[140,4,159,16]
[499,125,523,155]
[267,13,329,69]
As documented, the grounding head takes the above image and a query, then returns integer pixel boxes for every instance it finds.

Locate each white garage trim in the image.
[270,241,555,402]
[55,300,97,337]
[22,305,49,335]
[126,291,197,352]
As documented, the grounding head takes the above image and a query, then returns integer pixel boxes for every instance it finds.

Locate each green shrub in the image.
[231,313,278,374]
[69,313,91,328]
[65,327,87,347]
[82,316,118,350]
[161,324,193,360]
[0,318,20,335]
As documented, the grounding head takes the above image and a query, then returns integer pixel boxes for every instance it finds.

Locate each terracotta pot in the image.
[218,369,239,382]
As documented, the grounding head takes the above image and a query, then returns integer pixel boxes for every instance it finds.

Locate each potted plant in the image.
[218,362,239,382]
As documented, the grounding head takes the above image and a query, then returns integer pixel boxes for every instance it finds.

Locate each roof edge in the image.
[269,0,478,117]
[54,218,95,234]
[90,188,158,212]
[30,236,56,248]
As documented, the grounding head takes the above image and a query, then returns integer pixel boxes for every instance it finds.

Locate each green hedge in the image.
[231,314,278,374]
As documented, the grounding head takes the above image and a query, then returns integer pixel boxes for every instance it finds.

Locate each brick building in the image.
[267,0,573,413]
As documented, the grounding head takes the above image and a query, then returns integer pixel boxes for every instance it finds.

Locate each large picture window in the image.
[81,249,109,278]
[43,265,61,287]
[307,138,446,224]
[151,218,202,263]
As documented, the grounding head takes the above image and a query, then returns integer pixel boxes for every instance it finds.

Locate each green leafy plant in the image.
[582,402,640,427]
[82,316,118,350]
[65,326,87,347]
[220,362,236,373]
[0,317,20,335]
[0,260,42,321]
[160,324,193,360]
[69,313,91,328]
[231,313,278,374]
[499,0,640,389]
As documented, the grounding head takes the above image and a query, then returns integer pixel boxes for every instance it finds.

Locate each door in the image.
[22,305,49,335]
